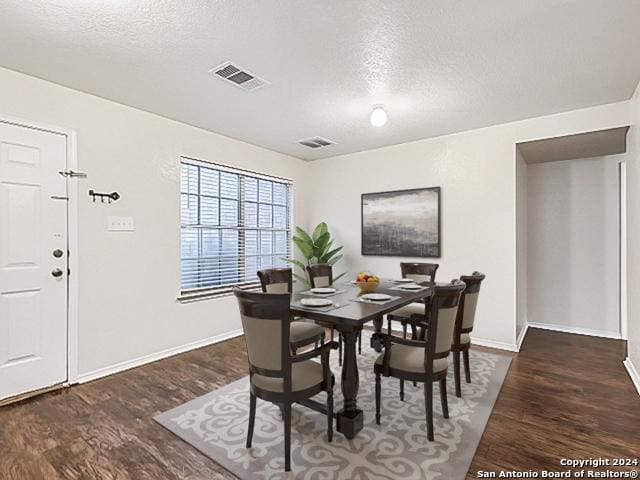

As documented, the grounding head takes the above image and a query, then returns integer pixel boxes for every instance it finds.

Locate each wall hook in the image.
[89,190,120,203]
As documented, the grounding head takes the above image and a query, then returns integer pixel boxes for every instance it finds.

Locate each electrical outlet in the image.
[107,216,135,232]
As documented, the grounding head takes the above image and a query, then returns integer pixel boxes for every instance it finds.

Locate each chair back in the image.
[258,268,292,294]
[456,271,486,335]
[233,288,291,383]
[307,264,333,288]
[426,279,466,366]
[401,262,439,283]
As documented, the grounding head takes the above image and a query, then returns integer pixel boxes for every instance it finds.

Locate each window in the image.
[180,158,292,297]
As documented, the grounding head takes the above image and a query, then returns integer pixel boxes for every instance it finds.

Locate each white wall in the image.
[626,81,640,391]
[526,155,622,337]
[308,102,630,350]
[516,148,528,340]
[0,67,310,379]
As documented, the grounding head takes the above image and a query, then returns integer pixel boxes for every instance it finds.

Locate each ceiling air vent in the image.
[297,137,336,149]
[209,61,269,91]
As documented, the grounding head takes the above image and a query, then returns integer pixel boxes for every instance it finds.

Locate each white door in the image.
[0,122,68,401]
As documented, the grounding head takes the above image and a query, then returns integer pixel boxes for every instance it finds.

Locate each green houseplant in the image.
[283,222,346,286]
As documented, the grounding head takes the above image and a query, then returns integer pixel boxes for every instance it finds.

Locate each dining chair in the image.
[451,271,486,397]
[373,279,465,441]
[386,262,439,339]
[233,288,338,472]
[306,264,362,365]
[257,268,326,353]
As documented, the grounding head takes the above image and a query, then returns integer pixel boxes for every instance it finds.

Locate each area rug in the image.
[155,331,511,480]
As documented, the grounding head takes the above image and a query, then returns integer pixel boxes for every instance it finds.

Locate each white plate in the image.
[393,278,414,283]
[301,298,333,307]
[361,293,391,301]
[399,284,424,290]
[310,287,336,294]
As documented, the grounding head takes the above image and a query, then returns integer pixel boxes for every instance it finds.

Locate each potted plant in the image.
[283,222,346,286]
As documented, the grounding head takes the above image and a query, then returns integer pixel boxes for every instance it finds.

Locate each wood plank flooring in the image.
[0,328,638,480]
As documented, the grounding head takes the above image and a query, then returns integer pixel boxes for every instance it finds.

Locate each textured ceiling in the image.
[0,1,639,161]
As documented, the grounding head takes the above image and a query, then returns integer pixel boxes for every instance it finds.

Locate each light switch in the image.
[107,216,135,231]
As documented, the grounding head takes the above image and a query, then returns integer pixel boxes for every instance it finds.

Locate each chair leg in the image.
[387,317,392,335]
[246,392,256,448]
[454,350,462,398]
[402,323,407,339]
[400,379,405,401]
[284,403,291,472]
[425,380,434,441]
[358,331,362,355]
[439,378,449,419]
[375,373,381,424]
[327,388,334,442]
[338,334,343,366]
[463,349,471,383]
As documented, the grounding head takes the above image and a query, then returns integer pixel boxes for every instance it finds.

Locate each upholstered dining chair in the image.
[373,279,465,441]
[451,271,486,397]
[306,264,362,365]
[257,268,326,353]
[386,262,439,338]
[233,288,338,472]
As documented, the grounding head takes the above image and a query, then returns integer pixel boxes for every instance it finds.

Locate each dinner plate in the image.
[310,287,337,294]
[361,293,391,301]
[393,278,414,283]
[399,284,424,290]
[301,298,333,307]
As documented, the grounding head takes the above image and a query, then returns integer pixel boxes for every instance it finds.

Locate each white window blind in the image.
[180,157,292,297]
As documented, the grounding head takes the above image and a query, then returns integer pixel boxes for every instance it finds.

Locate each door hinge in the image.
[59,169,87,178]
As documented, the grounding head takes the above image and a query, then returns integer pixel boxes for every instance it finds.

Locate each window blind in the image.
[180,157,292,297]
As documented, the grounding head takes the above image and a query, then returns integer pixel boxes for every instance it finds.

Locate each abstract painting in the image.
[361,187,441,257]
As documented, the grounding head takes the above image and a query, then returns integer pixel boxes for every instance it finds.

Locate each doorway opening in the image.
[516,127,629,347]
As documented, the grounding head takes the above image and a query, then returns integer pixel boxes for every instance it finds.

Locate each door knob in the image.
[53,249,64,258]
[51,268,64,278]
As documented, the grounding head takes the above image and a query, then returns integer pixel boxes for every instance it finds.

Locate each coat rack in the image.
[89,190,120,203]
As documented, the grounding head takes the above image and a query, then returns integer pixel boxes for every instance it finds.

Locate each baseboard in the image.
[516,323,529,351]
[77,329,244,384]
[528,322,621,340]
[471,337,519,353]
[623,357,640,396]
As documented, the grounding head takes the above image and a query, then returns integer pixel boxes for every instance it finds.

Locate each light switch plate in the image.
[107,216,135,231]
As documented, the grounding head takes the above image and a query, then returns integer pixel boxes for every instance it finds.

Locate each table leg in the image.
[371,315,383,352]
[336,328,363,439]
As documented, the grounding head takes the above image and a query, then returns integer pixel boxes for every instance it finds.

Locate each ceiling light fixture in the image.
[370,105,388,127]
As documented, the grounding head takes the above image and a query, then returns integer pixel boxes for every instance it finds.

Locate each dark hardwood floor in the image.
[0,328,638,480]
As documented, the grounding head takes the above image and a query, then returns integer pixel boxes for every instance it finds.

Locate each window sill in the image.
[177,283,261,304]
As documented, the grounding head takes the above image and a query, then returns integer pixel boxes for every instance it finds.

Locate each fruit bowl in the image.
[355,271,380,292]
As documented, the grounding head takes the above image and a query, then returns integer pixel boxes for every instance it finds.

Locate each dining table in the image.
[289,278,434,439]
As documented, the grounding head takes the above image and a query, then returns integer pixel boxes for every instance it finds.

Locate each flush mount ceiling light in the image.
[370,105,388,127]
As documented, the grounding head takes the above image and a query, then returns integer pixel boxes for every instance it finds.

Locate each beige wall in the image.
[0,67,310,379]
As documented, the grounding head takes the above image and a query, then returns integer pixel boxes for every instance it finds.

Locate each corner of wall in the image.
[626,78,640,378]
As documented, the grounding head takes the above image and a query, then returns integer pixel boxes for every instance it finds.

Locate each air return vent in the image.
[297,137,336,149]
[209,61,269,91]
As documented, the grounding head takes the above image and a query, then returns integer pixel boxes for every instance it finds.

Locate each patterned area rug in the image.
[155,332,511,480]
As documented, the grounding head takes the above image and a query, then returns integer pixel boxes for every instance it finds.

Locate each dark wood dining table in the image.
[289,279,434,439]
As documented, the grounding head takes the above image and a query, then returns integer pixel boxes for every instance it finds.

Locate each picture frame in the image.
[361,187,441,257]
